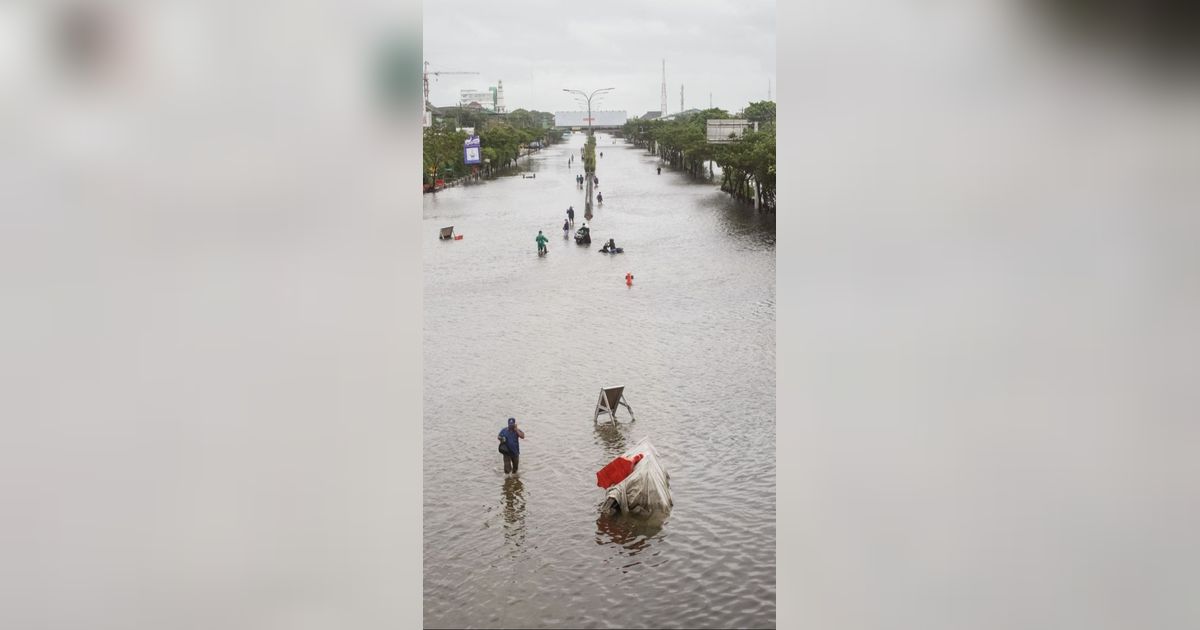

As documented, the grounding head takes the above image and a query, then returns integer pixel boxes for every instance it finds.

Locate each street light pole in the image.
[562,87,614,135]
[562,87,613,219]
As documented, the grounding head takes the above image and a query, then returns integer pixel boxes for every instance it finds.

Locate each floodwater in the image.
[423,132,775,629]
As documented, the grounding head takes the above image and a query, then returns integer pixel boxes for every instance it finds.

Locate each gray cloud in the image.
[423,0,775,114]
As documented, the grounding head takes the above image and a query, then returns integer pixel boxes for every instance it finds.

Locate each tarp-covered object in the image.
[602,438,672,515]
[596,453,644,489]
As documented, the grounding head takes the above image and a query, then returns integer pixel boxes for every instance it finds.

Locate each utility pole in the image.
[710,92,712,109]
[768,79,772,101]
[680,84,684,113]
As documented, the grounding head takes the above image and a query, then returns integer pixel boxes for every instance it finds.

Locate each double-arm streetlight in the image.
[562,87,614,135]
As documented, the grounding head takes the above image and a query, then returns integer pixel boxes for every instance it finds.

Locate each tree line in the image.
[584,133,597,173]
[423,108,561,186]
[621,101,775,211]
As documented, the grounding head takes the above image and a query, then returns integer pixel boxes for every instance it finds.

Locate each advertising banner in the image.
[706,119,755,143]
[553,110,628,128]
[463,135,481,165]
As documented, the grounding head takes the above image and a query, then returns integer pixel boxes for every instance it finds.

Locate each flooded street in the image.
[423,132,775,629]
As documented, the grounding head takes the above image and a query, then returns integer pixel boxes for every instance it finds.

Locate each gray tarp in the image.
[603,438,672,515]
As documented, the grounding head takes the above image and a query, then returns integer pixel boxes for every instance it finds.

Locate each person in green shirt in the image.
[536,230,549,254]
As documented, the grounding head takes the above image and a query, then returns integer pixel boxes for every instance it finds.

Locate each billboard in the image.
[553,110,628,128]
[706,119,756,143]
[463,135,481,165]
[460,89,495,110]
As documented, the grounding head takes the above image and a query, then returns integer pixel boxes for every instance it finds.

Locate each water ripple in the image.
[424,134,774,629]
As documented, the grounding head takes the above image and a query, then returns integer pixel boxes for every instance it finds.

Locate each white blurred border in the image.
[0,1,424,628]
[781,2,1200,629]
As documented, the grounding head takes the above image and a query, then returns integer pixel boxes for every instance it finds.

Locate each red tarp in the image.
[595,453,644,489]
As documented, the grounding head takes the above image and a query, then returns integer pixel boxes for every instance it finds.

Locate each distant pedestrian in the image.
[657,166,661,175]
[567,206,575,223]
[498,417,525,474]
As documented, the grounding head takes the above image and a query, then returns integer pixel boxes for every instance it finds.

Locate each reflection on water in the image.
[501,475,526,551]
[596,512,668,574]
[595,512,666,549]
[709,195,778,248]
[592,420,628,458]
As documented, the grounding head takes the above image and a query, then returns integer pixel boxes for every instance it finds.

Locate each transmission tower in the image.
[660,59,667,116]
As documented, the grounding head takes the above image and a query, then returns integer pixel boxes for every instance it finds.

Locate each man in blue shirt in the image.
[498,417,525,474]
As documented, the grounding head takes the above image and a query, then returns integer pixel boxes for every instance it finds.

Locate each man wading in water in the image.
[498,417,525,474]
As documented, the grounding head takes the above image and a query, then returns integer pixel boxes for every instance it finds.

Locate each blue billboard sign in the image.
[463,135,481,165]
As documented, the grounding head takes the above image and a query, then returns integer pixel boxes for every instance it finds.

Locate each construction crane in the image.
[423,61,479,125]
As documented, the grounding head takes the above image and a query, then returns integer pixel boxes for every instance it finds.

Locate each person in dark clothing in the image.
[498,417,525,474]
[657,166,661,175]
[567,206,575,224]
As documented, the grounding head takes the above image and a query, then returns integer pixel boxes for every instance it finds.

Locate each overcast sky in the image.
[422,0,775,115]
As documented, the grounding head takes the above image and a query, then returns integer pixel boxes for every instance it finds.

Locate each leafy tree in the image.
[622,102,774,211]
[742,100,776,125]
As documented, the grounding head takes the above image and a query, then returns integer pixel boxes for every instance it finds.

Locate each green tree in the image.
[742,101,776,125]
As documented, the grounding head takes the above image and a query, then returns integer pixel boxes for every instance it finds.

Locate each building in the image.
[661,108,704,122]
[639,111,662,121]
[459,88,495,111]
[459,80,507,112]
[494,80,506,114]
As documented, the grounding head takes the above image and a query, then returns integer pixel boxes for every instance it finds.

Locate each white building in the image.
[459,89,495,110]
